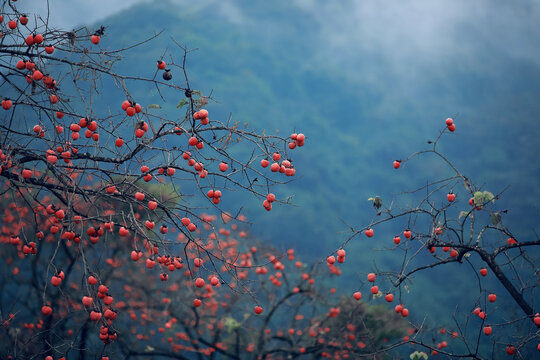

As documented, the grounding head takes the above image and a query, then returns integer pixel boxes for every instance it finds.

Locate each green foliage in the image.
[223,317,242,333]
[176,99,188,109]
[473,190,495,205]
[410,351,428,360]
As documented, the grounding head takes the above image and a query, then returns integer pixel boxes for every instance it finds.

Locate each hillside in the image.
[85,0,540,334]
[91,0,540,246]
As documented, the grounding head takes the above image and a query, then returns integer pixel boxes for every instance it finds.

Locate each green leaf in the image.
[459,211,469,219]
[473,190,495,206]
[410,351,428,360]
[473,191,484,205]
[223,317,241,333]
[483,191,495,203]
[147,104,161,109]
[176,99,188,109]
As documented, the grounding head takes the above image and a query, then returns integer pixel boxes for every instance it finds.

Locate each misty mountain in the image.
[92,0,540,246]
[81,0,540,345]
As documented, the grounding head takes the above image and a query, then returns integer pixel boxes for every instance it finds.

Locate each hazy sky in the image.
[16,0,148,29]
[18,0,538,70]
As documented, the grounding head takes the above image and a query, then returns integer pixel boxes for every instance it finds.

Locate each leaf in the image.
[473,190,495,206]
[490,212,502,225]
[223,316,241,333]
[410,351,428,360]
[176,99,188,109]
[483,190,495,203]
[464,253,471,258]
[473,191,484,205]
[459,211,468,219]
[147,104,161,109]
[192,90,202,96]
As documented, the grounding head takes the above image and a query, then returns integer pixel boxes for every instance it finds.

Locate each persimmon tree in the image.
[0,2,413,360]
[0,190,412,359]
[0,2,373,359]
[336,118,540,359]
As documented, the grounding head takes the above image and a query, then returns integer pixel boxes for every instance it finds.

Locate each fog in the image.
[18,0,540,69]
[16,0,149,29]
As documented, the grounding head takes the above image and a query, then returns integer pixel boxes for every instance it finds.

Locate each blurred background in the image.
[19,0,540,353]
